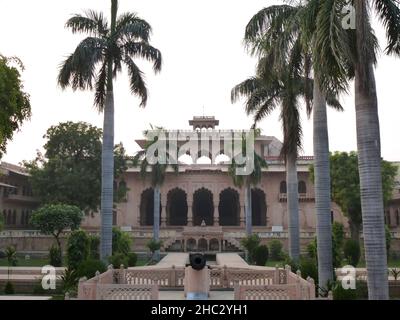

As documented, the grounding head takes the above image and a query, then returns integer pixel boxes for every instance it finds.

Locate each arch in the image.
[214,153,231,164]
[139,188,161,226]
[279,181,287,194]
[397,209,400,226]
[186,238,196,251]
[2,210,6,226]
[218,188,240,226]
[198,238,208,251]
[167,188,188,226]
[12,210,16,225]
[298,181,307,194]
[193,188,214,226]
[252,188,267,226]
[178,154,193,165]
[209,238,220,251]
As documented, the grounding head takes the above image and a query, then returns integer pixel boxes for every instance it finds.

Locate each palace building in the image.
[81,116,354,251]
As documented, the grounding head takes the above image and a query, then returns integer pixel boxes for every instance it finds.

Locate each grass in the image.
[0,257,149,268]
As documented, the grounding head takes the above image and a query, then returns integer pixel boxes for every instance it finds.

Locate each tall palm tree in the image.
[133,125,178,261]
[228,131,267,236]
[58,0,162,261]
[244,1,344,290]
[232,49,311,261]
[313,0,400,300]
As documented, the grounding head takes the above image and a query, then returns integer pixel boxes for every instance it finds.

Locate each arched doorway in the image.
[139,188,161,226]
[209,238,219,251]
[252,188,267,226]
[167,188,188,226]
[193,188,214,226]
[218,188,240,226]
[198,238,208,251]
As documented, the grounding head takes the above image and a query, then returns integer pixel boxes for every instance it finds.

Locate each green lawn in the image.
[0,257,148,268]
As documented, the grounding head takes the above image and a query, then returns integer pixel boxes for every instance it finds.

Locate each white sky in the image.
[0,0,399,164]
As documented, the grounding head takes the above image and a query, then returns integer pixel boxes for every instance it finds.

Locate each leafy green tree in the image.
[58,0,162,262]
[30,204,83,264]
[24,122,129,212]
[344,239,361,267]
[67,230,90,270]
[146,239,163,262]
[0,55,31,158]
[112,227,131,255]
[311,152,397,242]
[241,234,261,264]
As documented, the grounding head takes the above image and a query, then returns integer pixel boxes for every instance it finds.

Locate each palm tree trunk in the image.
[153,185,161,261]
[245,184,252,236]
[313,79,333,292]
[100,0,118,263]
[286,152,300,262]
[354,0,388,300]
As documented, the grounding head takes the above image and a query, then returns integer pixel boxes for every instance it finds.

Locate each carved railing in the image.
[77,264,316,300]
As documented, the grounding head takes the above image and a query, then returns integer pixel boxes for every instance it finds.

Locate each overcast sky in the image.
[1,0,399,164]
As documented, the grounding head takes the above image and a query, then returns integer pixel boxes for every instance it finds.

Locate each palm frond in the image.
[58,37,106,91]
[123,42,162,73]
[374,0,400,54]
[65,10,109,36]
[124,56,148,107]
[94,62,108,110]
[116,13,152,42]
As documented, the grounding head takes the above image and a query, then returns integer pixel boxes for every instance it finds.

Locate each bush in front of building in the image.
[76,259,107,279]
[254,245,269,266]
[241,234,261,264]
[67,230,90,270]
[4,281,14,294]
[343,239,361,267]
[269,240,284,261]
[88,234,100,259]
[49,244,62,267]
[112,227,131,255]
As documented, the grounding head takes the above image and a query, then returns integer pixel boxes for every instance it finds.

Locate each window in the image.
[331,211,334,224]
[298,181,307,194]
[397,209,400,226]
[112,210,117,226]
[279,181,287,194]
[386,210,391,226]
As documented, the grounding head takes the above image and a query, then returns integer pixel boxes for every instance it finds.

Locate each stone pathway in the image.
[159,290,234,300]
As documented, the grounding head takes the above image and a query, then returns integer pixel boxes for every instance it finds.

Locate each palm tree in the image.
[228,131,267,236]
[58,0,162,262]
[243,1,344,290]
[313,0,400,300]
[133,125,178,261]
[232,48,311,261]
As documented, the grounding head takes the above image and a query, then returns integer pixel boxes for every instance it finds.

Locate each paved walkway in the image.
[159,290,234,300]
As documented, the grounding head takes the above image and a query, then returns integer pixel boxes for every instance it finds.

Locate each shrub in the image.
[332,222,345,249]
[254,245,269,266]
[49,245,62,267]
[282,253,299,272]
[112,227,131,255]
[306,238,317,260]
[127,252,137,267]
[67,230,90,270]
[108,253,128,268]
[4,281,14,294]
[269,240,283,261]
[385,225,392,256]
[61,268,79,294]
[5,246,18,267]
[299,257,318,284]
[241,234,261,264]
[88,234,100,259]
[343,239,361,267]
[76,259,106,279]
[332,282,358,300]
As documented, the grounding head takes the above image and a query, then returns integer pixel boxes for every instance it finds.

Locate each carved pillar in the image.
[187,192,193,226]
[161,192,167,228]
[213,197,219,226]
